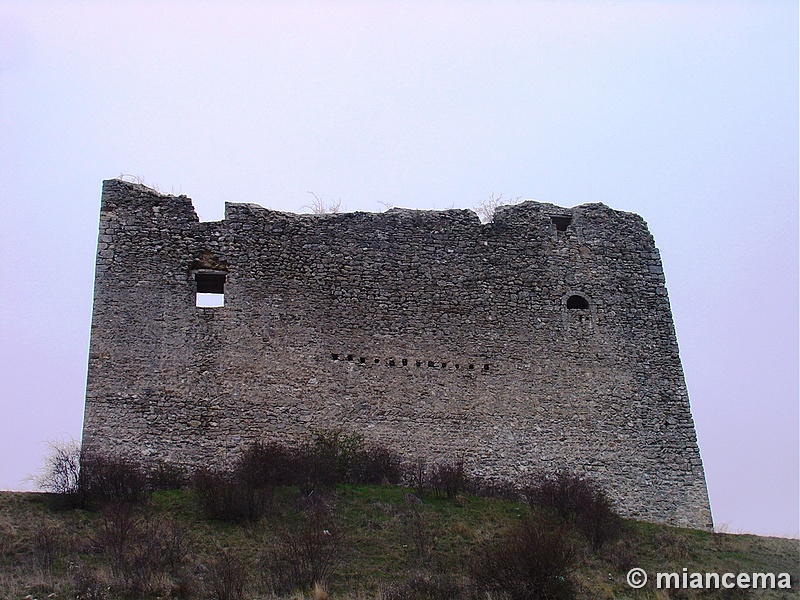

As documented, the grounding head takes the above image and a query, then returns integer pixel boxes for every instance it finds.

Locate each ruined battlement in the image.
[82,179,713,529]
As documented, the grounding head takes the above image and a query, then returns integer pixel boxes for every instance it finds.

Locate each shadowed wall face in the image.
[82,179,713,529]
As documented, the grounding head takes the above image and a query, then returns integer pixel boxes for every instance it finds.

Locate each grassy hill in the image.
[0,486,797,599]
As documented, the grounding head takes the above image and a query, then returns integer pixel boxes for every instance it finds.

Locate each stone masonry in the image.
[82,179,713,529]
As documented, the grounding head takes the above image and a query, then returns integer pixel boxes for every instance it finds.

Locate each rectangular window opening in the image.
[195,272,226,307]
[550,215,572,231]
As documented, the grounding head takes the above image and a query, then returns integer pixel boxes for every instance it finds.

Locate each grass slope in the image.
[0,487,797,599]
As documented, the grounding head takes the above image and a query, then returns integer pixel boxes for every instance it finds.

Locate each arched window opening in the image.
[566,294,589,309]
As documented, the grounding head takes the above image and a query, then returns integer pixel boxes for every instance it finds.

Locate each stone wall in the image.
[82,179,713,529]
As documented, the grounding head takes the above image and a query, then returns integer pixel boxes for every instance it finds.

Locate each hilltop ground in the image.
[0,486,797,600]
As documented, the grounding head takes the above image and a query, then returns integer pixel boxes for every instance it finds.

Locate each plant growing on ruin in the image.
[473,192,521,223]
[304,191,342,214]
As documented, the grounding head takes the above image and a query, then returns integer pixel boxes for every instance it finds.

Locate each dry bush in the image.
[304,192,342,214]
[89,502,190,593]
[404,508,439,563]
[31,519,63,574]
[408,458,470,499]
[192,464,273,523]
[206,548,249,600]
[193,433,389,522]
[429,459,469,499]
[524,471,622,552]
[37,442,150,509]
[36,439,81,499]
[358,444,404,485]
[262,506,342,594]
[78,452,148,508]
[93,501,138,578]
[312,582,330,600]
[147,460,186,491]
[289,428,404,491]
[293,442,339,492]
[408,458,430,497]
[126,514,191,592]
[193,467,235,521]
[310,427,367,484]
[0,517,14,558]
[473,192,521,223]
[469,517,576,600]
[239,440,299,486]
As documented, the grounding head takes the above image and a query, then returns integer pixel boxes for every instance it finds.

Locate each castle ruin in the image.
[81,179,713,529]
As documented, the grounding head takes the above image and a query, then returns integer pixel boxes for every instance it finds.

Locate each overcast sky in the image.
[0,1,797,537]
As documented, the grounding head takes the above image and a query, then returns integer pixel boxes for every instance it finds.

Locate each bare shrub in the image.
[31,519,63,574]
[147,460,186,491]
[310,427,367,483]
[606,538,636,572]
[38,442,151,509]
[408,458,430,497]
[79,452,148,508]
[36,439,81,499]
[127,514,191,591]
[0,518,14,557]
[239,440,298,486]
[524,471,622,551]
[429,459,469,499]
[404,508,438,563]
[92,501,138,578]
[192,454,273,523]
[263,506,342,594]
[578,486,623,552]
[192,467,230,521]
[473,192,521,223]
[358,443,404,485]
[469,517,576,600]
[304,192,342,214]
[206,548,249,600]
[292,442,339,492]
[86,501,191,593]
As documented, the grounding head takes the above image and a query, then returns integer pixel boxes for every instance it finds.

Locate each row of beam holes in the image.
[330,354,489,371]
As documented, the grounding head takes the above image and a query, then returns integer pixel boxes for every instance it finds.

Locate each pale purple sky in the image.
[0,1,797,537]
